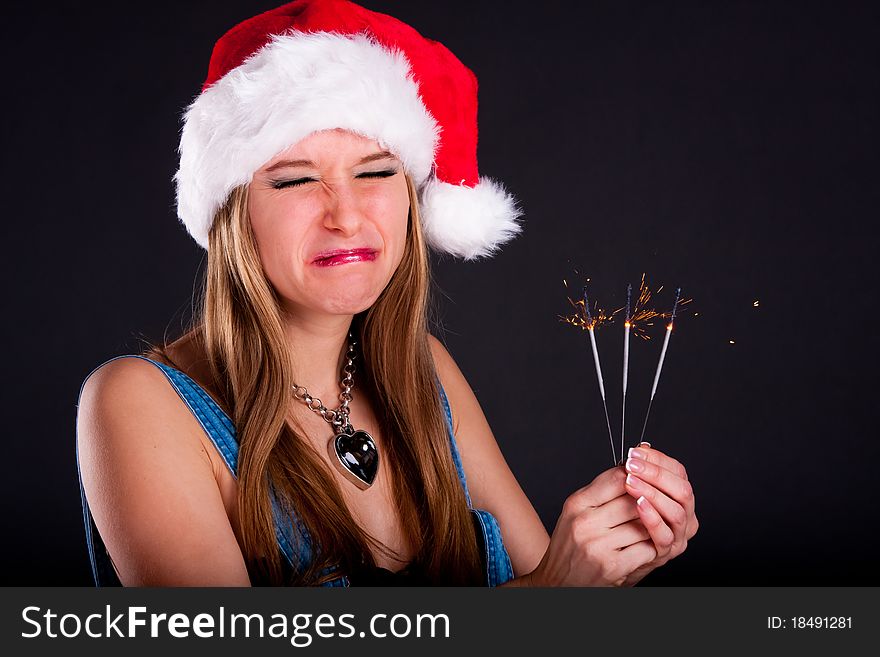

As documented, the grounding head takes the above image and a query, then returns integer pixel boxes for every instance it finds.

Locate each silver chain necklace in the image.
[291,332,379,490]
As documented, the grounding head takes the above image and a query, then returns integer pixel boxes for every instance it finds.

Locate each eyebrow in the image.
[264,150,397,173]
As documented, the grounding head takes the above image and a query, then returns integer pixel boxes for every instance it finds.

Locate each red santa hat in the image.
[175,0,523,260]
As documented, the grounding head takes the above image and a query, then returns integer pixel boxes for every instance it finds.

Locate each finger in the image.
[603,518,651,550]
[616,538,658,574]
[594,493,640,529]
[569,466,628,510]
[626,451,698,540]
[624,452,693,508]
[627,445,688,481]
[624,473,688,545]
[632,494,674,558]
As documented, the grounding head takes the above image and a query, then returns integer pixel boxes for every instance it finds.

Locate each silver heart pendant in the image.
[328,425,379,490]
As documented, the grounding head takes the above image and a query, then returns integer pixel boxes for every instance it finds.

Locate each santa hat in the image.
[174,0,523,260]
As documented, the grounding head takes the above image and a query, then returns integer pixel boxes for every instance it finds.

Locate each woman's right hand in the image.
[526,466,660,586]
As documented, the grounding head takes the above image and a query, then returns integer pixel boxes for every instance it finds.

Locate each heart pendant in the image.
[328,425,379,490]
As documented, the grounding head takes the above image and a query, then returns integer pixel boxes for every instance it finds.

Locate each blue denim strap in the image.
[76,434,121,586]
[471,509,515,586]
[436,379,473,507]
[436,379,515,586]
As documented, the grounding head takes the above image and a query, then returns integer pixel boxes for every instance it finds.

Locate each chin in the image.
[292,264,397,316]
[320,286,384,316]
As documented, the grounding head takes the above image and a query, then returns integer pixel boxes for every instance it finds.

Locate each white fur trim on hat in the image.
[418,177,523,260]
[174,30,440,250]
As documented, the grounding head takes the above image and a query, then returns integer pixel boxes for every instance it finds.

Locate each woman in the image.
[76,0,697,587]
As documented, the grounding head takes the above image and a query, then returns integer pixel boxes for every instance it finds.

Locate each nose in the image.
[321,179,365,236]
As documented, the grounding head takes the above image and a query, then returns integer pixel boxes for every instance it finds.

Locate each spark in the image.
[558,294,621,331]
[627,273,665,340]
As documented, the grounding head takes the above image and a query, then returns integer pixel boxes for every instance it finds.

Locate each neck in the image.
[283,310,355,403]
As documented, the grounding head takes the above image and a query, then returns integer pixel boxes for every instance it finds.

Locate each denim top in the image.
[76,355,515,587]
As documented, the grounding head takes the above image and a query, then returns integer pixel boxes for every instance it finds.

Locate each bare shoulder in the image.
[427,334,549,577]
[79,356,188,422]
[76,356,250,585]
[77,356,212,471]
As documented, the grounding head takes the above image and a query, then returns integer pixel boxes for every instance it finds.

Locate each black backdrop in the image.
[3,1,877,585]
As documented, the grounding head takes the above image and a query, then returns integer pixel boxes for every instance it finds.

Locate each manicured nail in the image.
[628,448,647,461]
[625,457,644,473]
[638,441,652,448]
[626,473,643,490]
[636,495,648,508]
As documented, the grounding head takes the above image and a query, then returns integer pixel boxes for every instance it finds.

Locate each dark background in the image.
[2,0,877,585]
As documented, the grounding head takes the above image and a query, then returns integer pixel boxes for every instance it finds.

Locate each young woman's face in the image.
[248,128,410,319]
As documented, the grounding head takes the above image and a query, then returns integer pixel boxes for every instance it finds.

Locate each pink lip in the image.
[312,248,378,267]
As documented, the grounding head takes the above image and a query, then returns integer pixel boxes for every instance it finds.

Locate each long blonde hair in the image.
[145,173,484,585]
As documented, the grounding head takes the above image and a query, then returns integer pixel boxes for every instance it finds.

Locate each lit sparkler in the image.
[582,286,617,466]
[639,287,682,445]
[621,283,632,465]
[559,280,619,464]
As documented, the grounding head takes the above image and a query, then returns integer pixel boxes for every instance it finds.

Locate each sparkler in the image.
[638,287,682,445]
[561,274,692,465]
[582,286,618,466]
[621,284,632,464]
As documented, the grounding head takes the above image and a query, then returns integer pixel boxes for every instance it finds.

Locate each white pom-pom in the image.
[419,177,524,260]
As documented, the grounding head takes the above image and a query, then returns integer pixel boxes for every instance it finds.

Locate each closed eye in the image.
[357,169,398,179]
[271,169,398,190]
[271,177,316,190]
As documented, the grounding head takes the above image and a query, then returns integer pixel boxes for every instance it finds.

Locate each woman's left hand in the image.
[618,444,699,586]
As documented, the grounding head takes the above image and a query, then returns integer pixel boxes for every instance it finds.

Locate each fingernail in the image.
[636,495,648,508]
[626,473,643,490]
[626,456,645,473]
[627,447,647,461]
[639,441,652,448]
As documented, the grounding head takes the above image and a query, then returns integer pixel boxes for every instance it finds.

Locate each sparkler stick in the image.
[621,284,632,463]
[639,287,682,445]
[583,286,617,465]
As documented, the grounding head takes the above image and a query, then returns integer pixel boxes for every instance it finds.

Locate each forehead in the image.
[261,128,397,169]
